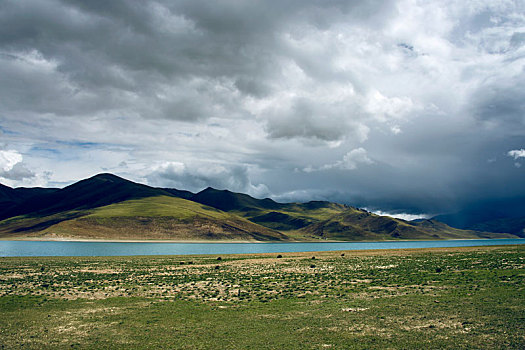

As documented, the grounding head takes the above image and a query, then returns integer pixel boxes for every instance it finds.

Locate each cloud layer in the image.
[1,0,524,215]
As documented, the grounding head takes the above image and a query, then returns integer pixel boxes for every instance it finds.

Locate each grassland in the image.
[0,245,523,349]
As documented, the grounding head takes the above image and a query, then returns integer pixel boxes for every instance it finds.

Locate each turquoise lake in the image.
[0,238,523,257]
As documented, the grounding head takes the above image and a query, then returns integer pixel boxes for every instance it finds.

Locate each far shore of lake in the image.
[1,236,520,243]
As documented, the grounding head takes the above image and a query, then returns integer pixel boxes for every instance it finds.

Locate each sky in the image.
[0,0,524,218]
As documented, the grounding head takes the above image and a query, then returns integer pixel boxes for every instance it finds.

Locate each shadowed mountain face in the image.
[0,184,58,214]
[0,183,16,201]
[191,187,283,212]
[0,184,17,213]
[161,188,194,200]
[250,211,312,230]
[13,187,59,200]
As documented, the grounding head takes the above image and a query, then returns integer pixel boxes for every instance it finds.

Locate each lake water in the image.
[0,238,523,257]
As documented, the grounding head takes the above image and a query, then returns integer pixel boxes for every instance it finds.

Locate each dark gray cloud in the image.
[264,97,369,142]
[0,0,395,121]
[146,161,269,197]
[0,162,35,181]
[1,0,524,217]
[470,73,525,129]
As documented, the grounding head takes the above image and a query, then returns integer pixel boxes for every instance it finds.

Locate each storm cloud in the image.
[1,0,524,216]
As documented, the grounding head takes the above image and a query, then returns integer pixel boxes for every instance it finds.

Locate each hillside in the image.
[0,173,520,241]
[0,195,287,241]
[188,187,509,240]
[246,202,349,231]
[0,174,284,241]
[299,208,516,241]
[192,187,348,231]
[0,173,173,221]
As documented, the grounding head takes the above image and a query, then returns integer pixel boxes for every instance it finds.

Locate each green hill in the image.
[246,202,349,231]
[298,208,517,241]
[191,187,349,231]
[0,195,287,241]
[0,174,287,241]
[0,173,174,221]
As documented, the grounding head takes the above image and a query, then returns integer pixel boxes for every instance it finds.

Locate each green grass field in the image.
[1,245,524,349]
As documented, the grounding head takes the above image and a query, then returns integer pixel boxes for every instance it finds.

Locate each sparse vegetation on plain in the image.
[0,245,523,349]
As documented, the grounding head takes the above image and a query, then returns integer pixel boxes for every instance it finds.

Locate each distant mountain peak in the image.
[199,187,230,194]
[89,173,128,182]
[192,186,281,212]
[201,186,219,191]
[0,183,13,190]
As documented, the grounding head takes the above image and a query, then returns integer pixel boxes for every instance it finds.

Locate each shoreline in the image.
[1,236,522,244]
[0,239,523,258]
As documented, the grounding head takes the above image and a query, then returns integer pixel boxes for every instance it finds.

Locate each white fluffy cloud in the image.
[369,210,429,221]
[0,150,22,172]
[0,149,35,183]
[508,148,525,168]
[508,149,525,159]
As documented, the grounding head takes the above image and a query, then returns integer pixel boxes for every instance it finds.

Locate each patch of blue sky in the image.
[0,125,20,135]
[55,140,131,151]
[29,140,131,161]
[46,180,74,188]
[29,146,61,156]
[56,141,107,148]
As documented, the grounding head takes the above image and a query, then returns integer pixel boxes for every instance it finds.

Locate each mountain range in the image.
[0,173,521,241]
